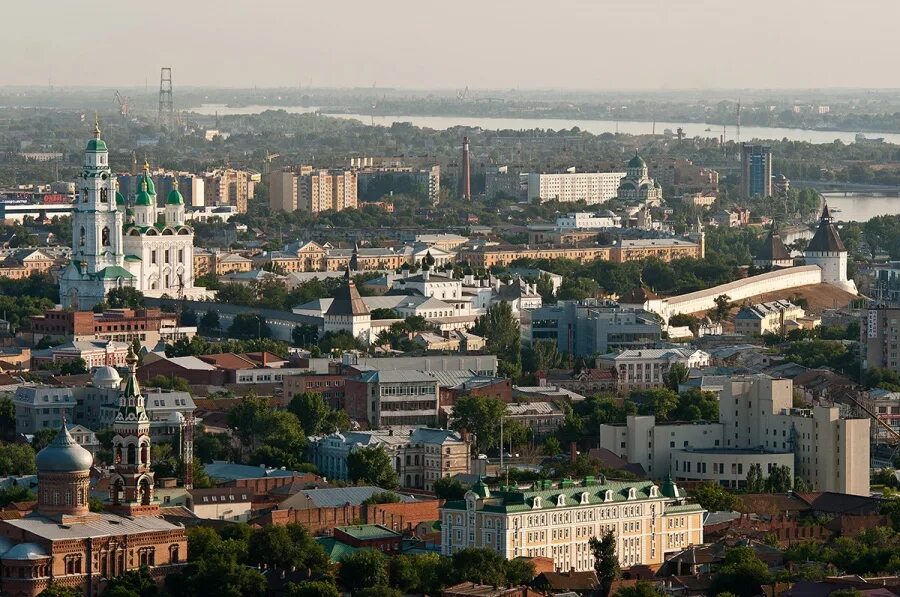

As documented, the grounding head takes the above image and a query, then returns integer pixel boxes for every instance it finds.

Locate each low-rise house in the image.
[188,487,255,522]
[733,300,807,336]
[505,401,566,437]
[596,348,711,391]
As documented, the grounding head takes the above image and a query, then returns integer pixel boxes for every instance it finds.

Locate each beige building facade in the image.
[440,478,703,572]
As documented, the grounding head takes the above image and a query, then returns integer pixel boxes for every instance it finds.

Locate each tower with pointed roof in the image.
[108,347,158,516]
[323,269,372,343]
[753,221,794,269]
[59,119,135,309]
[804,204,856,293]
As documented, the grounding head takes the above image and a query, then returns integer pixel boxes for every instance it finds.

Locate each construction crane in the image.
[263,152,280,174]
[114,90,131,118]
[457,86,469,101]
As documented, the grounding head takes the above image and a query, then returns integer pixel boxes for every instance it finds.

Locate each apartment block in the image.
[344,370,440,427]
[527,171,625,204]
[204,168,253,213]
[597,376,870,495]
[269,168,358,214]
[864,306,900,377]
[440,478,703,571]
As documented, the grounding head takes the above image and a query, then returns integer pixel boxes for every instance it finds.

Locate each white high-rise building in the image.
[527,171,625,204]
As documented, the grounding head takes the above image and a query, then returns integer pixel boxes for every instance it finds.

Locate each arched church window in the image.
[100,188,108,203]
[102,227,110,246]
[115,446,122,464]
[140,444,148,465]
[127,444,136,465]
[79,227,86,247]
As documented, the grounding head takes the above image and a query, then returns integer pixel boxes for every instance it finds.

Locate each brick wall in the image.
[260,499,441,535]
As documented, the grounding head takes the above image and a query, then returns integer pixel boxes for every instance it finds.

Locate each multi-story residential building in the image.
[596,348,710,391]
[282,373,346,409]
[598,376,870,495]
[485,166,524,200]
[268,167,358,214]
[204,168,253,213]
[864,306,900,376]
[440,477,703,571]
[871,262,900,305]
[522,301,663,358]
[741,144,773,198]
[648,158,719,195]
[345,370,440,427]
[527,171,625,204]
[734,300,807,336]
[355,161,441,204]
[11,385,77,434]
[308,428,470,491]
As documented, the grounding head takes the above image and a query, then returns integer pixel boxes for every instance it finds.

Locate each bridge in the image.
[793,179,900,196]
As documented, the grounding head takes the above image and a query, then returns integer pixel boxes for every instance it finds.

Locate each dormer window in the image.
[649,486,659,498]
[604,490,613,502]
[556,495,566,507]
[532,497,542,509]
[627,487,637,500]
[580,492,590,505]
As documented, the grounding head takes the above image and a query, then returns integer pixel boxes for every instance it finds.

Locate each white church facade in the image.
[59,124,203,310]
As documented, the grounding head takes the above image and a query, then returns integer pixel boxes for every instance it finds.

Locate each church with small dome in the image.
[0,348,187,596]
[59,121,199,311]
[617,154,663,204]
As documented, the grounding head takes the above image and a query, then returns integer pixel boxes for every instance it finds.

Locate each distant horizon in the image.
[2,0,899,90]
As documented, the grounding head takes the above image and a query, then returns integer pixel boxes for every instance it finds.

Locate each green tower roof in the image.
[628,154,646,168]
[86,138,108,152]
[167,187,184,205]
[115,191,125,206]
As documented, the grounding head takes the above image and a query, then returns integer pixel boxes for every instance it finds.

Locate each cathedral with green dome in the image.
[58,123,199,309]
[617,153,663,204]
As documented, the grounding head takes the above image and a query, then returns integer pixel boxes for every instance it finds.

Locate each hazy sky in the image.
[2,0,898,90]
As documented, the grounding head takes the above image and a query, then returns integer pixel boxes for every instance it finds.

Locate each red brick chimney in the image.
[570,442,578,463]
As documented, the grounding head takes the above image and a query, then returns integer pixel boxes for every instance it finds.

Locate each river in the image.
[821,193,900,222]
[189,103,900,144]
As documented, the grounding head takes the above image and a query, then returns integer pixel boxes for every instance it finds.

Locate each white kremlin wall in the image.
[652,265,824,321]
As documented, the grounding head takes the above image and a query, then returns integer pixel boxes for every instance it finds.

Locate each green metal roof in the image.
[167,187,185,205]
[444,479,677,513]
[628,154,646,168]
[138,172,156,195]
[115,191,125,206]
[335,524,401,541]
[86,138,107,152]
[134,190,153,206]
[316,537,361,563]
[96,265,135,280]
[124,255,142,262]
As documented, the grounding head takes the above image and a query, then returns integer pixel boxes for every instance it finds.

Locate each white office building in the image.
[527,171,626,205]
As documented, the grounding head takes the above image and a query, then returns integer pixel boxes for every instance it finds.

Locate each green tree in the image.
[543,436,562,457]
[0,396,16,440]
[450,547,508,587]
[39,584,82,597]
[590,530,620,597]
[362,491,401,505]
[766,465,793,492]
[106,287,145,309]
[147,375,191,392]
[634,388,680,422]
[370,308,401,320]
[59,357,88,376]
[691,483,738,512]
[449,393,508,452]
[613,582,664,597]
[711,294,732,322]
[102,566,157,597]
[338,549,389,592]
[287,391,348,436]
[672,389,719,421]
[0,484,36,506]
[708,546,771,597]
[504,557,536,585]
[389,555,421,593]
[471,301,521,376]
[746,463,765,493]
[31,428,58,452]
[199,309,220,333]
[228,312,270,339]
[666,362,690,391]
[347,445,398,489]
[247,524,299,571]
[0,443,36,475]
[434,476,469,500]
[285,581,341,597]
[355,587,403,597]
[292,324,319,347]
